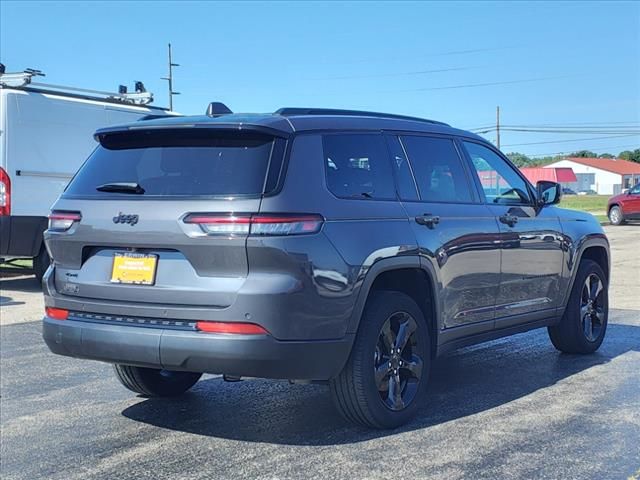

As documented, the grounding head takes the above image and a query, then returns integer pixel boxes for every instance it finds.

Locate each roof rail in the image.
[274,107,449,126]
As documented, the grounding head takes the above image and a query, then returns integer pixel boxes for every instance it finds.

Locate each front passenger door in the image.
[461,141,565,326]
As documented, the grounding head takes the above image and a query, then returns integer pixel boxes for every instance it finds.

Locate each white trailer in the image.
[0,68,173,280]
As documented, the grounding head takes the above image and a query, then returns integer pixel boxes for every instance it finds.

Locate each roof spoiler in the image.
[206,102,233,116]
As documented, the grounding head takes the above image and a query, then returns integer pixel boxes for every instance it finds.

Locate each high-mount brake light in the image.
[195,321,268,335]
[48,211,82,231]
[183,213,324,236]
[0,167,11,216]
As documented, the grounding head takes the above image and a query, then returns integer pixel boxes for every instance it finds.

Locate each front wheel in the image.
[330,291,431,429]
[113,365,202,397]
[548,259,608,354]
[608,206,625,225]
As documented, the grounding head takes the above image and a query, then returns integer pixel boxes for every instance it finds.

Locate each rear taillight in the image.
[0,167,10,216]
[46,307,69,320]
[183,213,324,237]
[195,321,268,335]
[48,211,82,231]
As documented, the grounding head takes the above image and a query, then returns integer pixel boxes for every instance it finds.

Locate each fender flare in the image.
[346,255,441,336]
[561,234,610,312]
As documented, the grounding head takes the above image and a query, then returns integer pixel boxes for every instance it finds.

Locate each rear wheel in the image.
[330,291,431,429]
[113,365,202,397]
[608,206,625,225]
[548,259,608,354]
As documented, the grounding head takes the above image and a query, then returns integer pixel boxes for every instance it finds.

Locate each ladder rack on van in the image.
[0,65,155,106]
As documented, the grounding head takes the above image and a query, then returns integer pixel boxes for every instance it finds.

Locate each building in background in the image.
[520,167,577,189]
[544,157,640,195]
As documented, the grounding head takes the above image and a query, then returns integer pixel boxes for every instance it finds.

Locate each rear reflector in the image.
[48,211,82,231]
[184,213,323,236]
[195,321,268,335]
[46,307,69,320]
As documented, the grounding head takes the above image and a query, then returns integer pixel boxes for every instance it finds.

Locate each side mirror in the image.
[536,180,562,206]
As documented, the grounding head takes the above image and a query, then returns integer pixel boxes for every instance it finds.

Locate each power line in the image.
[474,128,640,134]
[331,45,514,66]
[526,143,640,158]
[321,65,482,81]
[467,120,640,130]
[502,134,640,147]
[471,124,640,132]
[403,74,575,92]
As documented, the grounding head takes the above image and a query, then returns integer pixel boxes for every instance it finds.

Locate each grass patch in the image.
[559,195,609,213]
[0,258,33,270]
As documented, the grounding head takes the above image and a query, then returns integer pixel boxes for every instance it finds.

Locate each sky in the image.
[1,0,639,157]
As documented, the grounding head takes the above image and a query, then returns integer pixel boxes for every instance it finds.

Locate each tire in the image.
[330,290,431,429]
[608,206,625,225]
[33,246,51,283]
[113,365,202,397]
[548,259,608,354]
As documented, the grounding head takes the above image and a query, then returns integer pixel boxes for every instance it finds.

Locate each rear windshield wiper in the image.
[96,182,145,194]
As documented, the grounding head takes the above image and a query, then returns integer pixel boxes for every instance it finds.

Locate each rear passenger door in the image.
[389,134,501,335]
[461,140,565,325]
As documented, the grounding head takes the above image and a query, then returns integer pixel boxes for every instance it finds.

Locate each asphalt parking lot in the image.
[1,225,639,480]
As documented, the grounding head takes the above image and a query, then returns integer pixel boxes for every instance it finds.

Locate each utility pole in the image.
[161,43,180,111]
[496,105,501,149]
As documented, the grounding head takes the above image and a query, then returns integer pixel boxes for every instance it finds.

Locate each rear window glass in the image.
[323,134,396,200]
[64,130,282,197]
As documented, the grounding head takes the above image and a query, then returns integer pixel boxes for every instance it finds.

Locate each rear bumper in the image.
[43,316,354,380]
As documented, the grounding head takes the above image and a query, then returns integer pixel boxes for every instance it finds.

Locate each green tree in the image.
[571,150,598,158]
[619,149,640,163]
[598,153,614,159]
[506,152,531,167]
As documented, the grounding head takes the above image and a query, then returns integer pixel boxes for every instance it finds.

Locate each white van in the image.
[0,70,173,280]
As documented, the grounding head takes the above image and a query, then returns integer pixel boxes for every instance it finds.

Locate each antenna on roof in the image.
[206,102,233,116]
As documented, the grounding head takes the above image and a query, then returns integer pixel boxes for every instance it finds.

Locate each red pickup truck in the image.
[608,183,640,225]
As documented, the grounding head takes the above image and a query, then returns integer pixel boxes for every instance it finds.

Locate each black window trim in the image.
[396,132,481,205]
[382,133,420,202]
[457,137,537,207]
[321,131,399,203]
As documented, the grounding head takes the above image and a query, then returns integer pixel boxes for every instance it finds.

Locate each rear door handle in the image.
[415,214,440,228]
[499,213,519,227]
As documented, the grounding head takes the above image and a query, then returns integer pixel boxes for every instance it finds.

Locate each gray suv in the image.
[43,107,610,428]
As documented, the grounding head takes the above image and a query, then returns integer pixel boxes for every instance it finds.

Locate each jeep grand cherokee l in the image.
[43,107,610,428]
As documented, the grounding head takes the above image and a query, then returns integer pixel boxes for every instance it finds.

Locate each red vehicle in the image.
[608,183,640,225]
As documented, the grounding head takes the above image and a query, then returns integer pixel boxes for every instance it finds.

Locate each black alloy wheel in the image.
[580,273,605,342]
[374,311,424,411]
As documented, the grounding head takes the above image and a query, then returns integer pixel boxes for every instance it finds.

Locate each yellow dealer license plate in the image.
[110,253,158,285]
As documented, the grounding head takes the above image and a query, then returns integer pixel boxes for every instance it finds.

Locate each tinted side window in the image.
[400,136,473,203]
[386,135,419,201]
[323,134,396,200]
[463,141,532,205]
